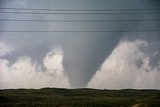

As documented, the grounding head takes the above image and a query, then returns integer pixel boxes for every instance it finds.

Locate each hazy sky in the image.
[0,0,160,89]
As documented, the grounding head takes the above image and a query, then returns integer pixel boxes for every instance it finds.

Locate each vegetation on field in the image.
[0,88,160,107]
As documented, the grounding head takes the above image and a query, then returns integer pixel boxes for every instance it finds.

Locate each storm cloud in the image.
[0,47,70,89]
[88,36,160,89]
[0,0,160,89]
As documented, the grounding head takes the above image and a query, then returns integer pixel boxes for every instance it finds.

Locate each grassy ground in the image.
[0,88,160,107]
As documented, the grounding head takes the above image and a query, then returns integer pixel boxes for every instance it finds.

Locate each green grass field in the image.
[0,88,160,107]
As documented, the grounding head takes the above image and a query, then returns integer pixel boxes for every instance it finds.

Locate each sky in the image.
[0,0,160,89]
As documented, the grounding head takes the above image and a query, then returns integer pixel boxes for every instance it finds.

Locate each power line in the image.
[0,19,160,22]
[0,30,160,33]
[0,11,160,15]
[0,7,160,11]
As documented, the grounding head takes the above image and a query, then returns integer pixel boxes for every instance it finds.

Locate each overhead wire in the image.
[0,19,160,22]
[0,7,160,11]
[0,11,160,15]
[0,7,159,33]
[0,30,160,33]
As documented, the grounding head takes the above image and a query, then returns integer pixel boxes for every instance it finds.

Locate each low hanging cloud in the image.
[88,38,160,89]
[0,46,70,89]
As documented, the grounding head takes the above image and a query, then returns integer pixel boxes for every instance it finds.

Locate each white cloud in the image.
[0,48,70,89]
[88,39,160,89]
[44,48,64,76]
[0,42,14,56]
